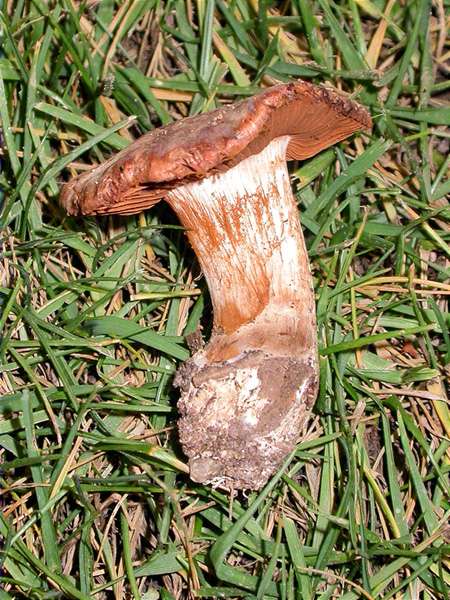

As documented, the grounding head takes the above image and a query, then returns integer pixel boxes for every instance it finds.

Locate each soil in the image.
[174,348,318,489]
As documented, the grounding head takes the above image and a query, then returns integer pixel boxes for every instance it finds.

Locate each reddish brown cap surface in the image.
[60,80,371,216]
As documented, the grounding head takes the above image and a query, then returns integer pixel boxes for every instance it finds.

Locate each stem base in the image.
[175,343,317,489]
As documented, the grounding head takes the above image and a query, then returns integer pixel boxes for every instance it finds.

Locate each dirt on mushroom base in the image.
[175,349,318,489]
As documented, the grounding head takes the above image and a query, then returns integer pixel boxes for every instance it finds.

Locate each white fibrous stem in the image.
[167,137,318,489]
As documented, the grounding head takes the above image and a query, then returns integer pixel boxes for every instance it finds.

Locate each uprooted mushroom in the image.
[61,80,371,489]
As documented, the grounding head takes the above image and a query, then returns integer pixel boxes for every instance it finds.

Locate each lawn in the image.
[0,1,449,598]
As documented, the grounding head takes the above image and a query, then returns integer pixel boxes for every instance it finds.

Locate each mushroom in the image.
[61,80,371,489]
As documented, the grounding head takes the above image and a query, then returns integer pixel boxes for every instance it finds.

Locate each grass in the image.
[0,0,449,598]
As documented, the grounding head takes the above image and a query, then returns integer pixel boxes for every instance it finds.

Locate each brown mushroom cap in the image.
[60,80,371,216]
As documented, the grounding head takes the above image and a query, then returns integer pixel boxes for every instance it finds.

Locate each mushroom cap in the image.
[60,80,371,216]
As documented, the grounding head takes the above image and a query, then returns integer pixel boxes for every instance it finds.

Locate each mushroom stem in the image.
[167,136,318,489]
